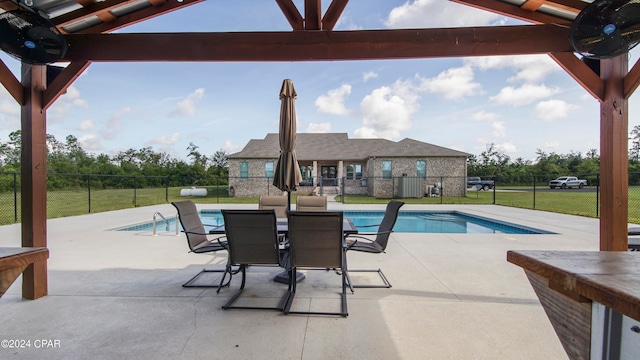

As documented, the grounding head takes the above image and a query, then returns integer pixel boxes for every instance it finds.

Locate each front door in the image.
[321,166,337,186]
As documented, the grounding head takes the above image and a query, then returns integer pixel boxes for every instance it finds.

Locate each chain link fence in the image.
[2,171,640,225]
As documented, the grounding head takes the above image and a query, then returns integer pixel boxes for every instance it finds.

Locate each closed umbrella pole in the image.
[272,79,305,284]
[273,79,303,211]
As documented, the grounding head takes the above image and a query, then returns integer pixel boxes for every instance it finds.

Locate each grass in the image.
[2,185,640,225]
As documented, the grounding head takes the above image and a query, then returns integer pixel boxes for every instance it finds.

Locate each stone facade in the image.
[227,133,469,199]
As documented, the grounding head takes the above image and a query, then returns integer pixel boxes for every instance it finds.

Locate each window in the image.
[346,164,362,180]
[416,160,426,178]
[382,160,392,179]
[240,162,249,179]
[240,162,248,179]
[265,161,274,178]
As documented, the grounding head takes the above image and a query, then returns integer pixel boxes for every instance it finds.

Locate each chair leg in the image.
[222,265,291,311]
[284,267,348,317]
[346,268,392,288]
[222,265,246,309]
[182,268,231,288]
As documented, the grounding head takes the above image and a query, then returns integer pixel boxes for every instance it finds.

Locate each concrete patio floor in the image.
[0,203,601,359]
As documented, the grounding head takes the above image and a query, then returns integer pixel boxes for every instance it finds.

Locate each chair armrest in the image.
[347,231,392,237]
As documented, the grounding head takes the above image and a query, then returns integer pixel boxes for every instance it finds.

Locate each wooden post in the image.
[599,56,628,251]
[20,63,48,299]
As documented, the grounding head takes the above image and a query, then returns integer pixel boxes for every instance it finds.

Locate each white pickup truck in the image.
[549,176,587,189]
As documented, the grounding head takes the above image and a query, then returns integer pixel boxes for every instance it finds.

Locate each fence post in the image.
[492,176,496,204]
[134,177,137,207]
[87,175,91,213]
[440,176,443,204]
[533,175,536,210]
[13,172,18,223]
[216,175,219,203]
[596,173,600,218]
[341,176,345,204]
[165,176,169,203]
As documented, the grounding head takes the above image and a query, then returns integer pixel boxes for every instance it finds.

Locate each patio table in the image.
[209,218,358,235]
[209,218,358,284]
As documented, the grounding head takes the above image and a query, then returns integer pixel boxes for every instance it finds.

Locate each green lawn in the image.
[2,185,640,225]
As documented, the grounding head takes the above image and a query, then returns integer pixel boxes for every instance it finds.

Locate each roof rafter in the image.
[63,24,573,62]
[305,0,322,30]
[276,0,304,30]
[73,0,202,34]
[452,0,572,24]
[322,0,349,31]
[52,0,142,31]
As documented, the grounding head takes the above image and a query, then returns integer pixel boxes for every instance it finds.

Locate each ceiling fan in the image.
[570,0,640,59]
[0,9,67,64]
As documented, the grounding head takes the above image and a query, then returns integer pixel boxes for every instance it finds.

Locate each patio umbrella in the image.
[272,79,303,211]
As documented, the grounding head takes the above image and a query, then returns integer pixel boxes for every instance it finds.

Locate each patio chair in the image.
[259,195,289,218]
[344,200,405,288]
[218,209,292,311]
[172,200,230,288]
[284,211,348,317]
[626,227,640,251]
[296,196,327,212]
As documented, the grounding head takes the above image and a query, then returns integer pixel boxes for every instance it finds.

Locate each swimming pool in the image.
[116,210,550,234]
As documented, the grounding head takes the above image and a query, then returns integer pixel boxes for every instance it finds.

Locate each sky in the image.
[0,0,639,163]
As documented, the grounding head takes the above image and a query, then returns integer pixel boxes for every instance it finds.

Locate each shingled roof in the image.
[228,133,469,161]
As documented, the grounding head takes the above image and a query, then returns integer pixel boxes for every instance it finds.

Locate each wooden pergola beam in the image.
[624,58,640,99]
[276,0,304,30]
[43,61,91,110]
[0,59,24,105]
[549,52,604,101]
[305,0,322,30]
[63,24,573,62]
[322,0,349,31]
[452,0,573,24]
[72,0,203,34]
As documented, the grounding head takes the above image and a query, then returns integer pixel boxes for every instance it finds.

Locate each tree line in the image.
[0,131,229,191]
[3,127,640,191]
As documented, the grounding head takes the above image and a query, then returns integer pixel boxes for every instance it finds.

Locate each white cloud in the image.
[363,72,378,82]
[148,133,180,146]
[418,65,482,100]
[385,0,501,28]
[78,134,102,151]
[355,80,418,139]
[466,55,561,83]
[492,121,507,138]
[490,84,560,106]
[48,86,88,121]
[472,110,498,121]
[306,122,332,133]
[544,141,560,149]
[495,142,517,154]
[315,84,352,115]
[170,88,205,117]
[0,89,20,131]
[100,107,132,140]
[221,140,241,153]
[535,99,579,122]
[76,120,95,131]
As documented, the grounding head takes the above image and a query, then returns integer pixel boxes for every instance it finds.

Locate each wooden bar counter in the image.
[507,250,640,360]
[0,247,49,299]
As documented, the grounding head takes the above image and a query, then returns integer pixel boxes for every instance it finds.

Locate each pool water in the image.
[117,210,549,234]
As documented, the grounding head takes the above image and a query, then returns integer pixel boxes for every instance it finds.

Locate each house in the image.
[227,133,469,198]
